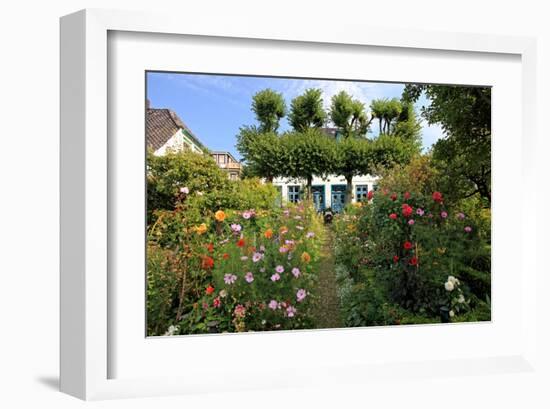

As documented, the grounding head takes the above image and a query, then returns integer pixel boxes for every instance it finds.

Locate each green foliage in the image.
[251,88,287,132]
[236,126,285,181]
[288,88,326,131]
[377,154,440,196]
[280,129,337,196]
[370,98,403,134]
[329,91,371,137]
[403,84,491,203]
[370,133,420,170]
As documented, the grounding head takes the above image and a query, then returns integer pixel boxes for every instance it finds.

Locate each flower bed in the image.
[147,188,323,336]
[333,189,491,327]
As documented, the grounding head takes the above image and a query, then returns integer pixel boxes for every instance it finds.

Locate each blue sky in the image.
[147,72,445,160]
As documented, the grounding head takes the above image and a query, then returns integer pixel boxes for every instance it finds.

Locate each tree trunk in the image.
[305,175,313,200]
[345,174,353,205]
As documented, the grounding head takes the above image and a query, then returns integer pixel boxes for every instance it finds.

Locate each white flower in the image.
[444,281,455,292]
[447,275,460,286]
[164,325,179,336]
[458,294,465,304]
[449,310,455,318]
[179,186,189,194]
[196,191,204,196]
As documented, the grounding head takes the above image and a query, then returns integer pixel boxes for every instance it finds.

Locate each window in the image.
[356,185,369,202]
[220,155,226,164]
[373,183,379,191]
[230,172,238,180]
[288,185,301,203]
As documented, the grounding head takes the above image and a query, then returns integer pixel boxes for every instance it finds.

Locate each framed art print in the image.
[60,9,538,400]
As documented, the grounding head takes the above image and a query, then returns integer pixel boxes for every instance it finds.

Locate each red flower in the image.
[207,243,214,253]
[390,193,397,201]
[403,241,413,250]
[202,255,214,269]
[367,190,374,200]
[389,213,398,220]
[393,255,399,263]
[237,238,245,247]
[401,204,413,218]
[205,285,215,295]
[409,257,418,266]
[222,253,229,260]
[213,297,221,308]
[432,191,443,203]
[404,191,411,200]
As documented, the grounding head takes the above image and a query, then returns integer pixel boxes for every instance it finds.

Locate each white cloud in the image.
[420,119,445,151]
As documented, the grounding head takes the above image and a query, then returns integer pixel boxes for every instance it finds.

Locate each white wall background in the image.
[0,1,548,408]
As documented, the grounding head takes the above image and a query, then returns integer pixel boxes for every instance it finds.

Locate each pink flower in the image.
[224,274,237,285]
[275,265,284,273]
[242,211,252,220]
[286,305,297,318]
[416,208,425,216]
[230,223,242,233]
[464,226,472,233]
[268,300,279,310]
[296,289,307,302]
[252,252,263,262]
[271,273,281,282]
[245,272,254,283]
[408,219,415,225]
[441,211,448,219]
[306,232,315,238]
[279,246,289,253]
[457,212,465,220]
[389,213,398,220]
[291,267,301,278]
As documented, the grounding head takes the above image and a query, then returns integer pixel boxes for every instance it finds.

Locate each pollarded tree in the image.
[251,89,287,133]
[329,91,373,138]
[236,125,285,182]
[288,88,326,132]
[280,129,337,199]
[334,137,374,204]
[370,98,403,134]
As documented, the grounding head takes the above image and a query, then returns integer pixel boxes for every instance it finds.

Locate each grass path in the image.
[314,225,342,329]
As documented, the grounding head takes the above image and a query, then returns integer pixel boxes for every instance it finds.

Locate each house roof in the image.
[146,107,206,152]
[211,151,240,164]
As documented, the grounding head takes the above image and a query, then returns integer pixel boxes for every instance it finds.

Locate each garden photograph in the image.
[145,72,491,336]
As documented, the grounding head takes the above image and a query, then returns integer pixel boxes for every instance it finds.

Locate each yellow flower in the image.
[195,223,207,235]
[214,210,226,222]
[301,251,311,263]
[353,202,362,208]
[437,247,446,255]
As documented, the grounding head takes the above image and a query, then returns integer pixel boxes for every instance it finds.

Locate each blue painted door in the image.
[312,185,325,212]
[331,185,346,213]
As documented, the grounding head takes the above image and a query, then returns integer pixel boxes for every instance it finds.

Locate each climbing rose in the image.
[432,191,443,203]
[404,191,411,200]
[403,241,413,250]
[393,255,399,263]
[409,257,418,266]
[389,213,398,220]
[390,193,397,201]
[367,190,374,200]
[402,204,413,218]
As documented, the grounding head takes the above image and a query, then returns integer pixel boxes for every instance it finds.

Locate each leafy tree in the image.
[251,89,287,132]
[236,126,284,182]
[329,91,373,138]
[402,84,491,204]
[280,129,337,198]
[288,88,326,131]
[370,98,403,134]
[334,137,374,204]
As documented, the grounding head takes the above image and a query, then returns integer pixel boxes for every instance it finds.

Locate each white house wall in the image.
[154,129,203,156]
[272,174,379,210]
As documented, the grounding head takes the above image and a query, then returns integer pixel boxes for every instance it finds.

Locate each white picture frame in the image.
[60,8,538,400]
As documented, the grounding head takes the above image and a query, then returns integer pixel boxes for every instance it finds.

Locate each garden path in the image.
[314,226,342,329]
